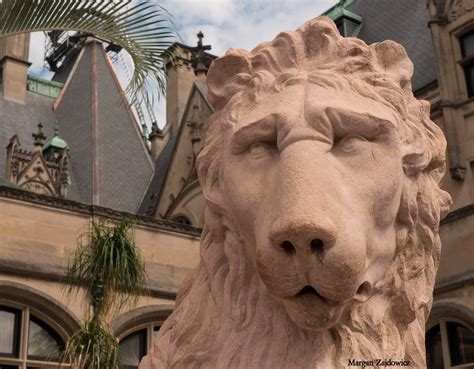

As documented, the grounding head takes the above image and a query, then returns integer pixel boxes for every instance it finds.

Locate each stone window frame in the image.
[0,302,69,369]
[117,321,163,368]
[112,305,173,367]
[427,302,474,369]
[450,20,474,100]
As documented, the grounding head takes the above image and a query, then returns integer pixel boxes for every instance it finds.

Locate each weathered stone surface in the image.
[141,16,452,368]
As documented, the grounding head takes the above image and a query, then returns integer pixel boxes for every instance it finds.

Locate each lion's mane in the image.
[141,17,452,369]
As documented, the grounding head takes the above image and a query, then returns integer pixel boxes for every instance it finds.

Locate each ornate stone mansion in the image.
[0,0,473,368]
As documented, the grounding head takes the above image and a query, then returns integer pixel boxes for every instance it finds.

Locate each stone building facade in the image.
[424,1,474,367]
[0,31,205,368]
[0,1,473,368]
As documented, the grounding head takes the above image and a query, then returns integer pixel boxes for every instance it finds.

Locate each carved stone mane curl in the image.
[140,17,451,369]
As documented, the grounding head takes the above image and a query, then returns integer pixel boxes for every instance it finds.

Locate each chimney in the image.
[149,122,165,159]
[164,45,196,136]
[0,34,31,104]
[164,33,213,135]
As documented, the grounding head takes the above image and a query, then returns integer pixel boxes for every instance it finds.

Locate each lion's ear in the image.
[402,100,447,177]
[207,49,252,110]
[373,40,414,89]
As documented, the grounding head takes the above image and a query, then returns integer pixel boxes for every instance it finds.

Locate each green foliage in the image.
[61,316,120,369]
[63,216,148,367]
[0,0,177,99]
[67,216,147,314]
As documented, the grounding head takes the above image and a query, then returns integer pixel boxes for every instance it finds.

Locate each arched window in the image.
[118,323,161,369]
[0,304,66,368]
[172,215,192,226]
[426,319,474,369]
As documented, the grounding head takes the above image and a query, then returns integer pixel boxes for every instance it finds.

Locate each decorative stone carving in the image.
[448,0,474,20]
[5,122,70,197]
[140,17,452,368]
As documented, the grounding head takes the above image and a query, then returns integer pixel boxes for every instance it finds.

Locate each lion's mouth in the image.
[295,281,373,302]
[295,285,319,297]
[294,285,336,304]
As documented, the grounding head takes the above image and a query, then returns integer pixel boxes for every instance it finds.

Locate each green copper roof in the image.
[27,75,64,99]
[322,0,363,37]
[44,122,68,150]
[44,135,68,150]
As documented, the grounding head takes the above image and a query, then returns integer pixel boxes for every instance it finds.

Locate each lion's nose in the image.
[279,239,325,257]
[270,220,337,261]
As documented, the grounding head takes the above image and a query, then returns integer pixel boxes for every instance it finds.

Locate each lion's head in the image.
[140,17,452,369]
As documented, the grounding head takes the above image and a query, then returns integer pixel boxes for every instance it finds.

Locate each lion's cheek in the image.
[314,255,366,295]
[255,246,304,298]
[371,171,404,229]
[363,225,398,286]
[220,157,276,256]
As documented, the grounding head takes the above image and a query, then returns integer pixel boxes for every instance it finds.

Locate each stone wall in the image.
[0,186,201,335]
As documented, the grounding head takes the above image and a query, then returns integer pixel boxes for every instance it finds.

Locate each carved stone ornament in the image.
[140,16,452,368]
[5,123,70,198]
[449,0,474,20]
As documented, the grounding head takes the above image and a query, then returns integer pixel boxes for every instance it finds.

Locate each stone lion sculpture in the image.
[140,16,452,369]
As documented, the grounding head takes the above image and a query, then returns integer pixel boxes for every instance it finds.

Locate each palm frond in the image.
[0,0,177,99]
[61,316,120,369]
[67,216,148,315]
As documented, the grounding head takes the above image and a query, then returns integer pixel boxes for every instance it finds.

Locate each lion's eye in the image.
[334,134,370,154]
[247,142,275,160]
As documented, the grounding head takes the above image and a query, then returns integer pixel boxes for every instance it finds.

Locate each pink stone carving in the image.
[140,16,452,368]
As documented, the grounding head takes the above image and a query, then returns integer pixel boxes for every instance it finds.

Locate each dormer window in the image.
[334,14,362,37]
[323,1,362,38]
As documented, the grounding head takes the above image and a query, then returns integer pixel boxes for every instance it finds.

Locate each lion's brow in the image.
[307,106,399,141]
[230,114,279,153]
[230,111,338,152]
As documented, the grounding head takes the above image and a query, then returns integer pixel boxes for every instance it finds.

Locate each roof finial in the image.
[191,31,212,77]
[32,122,46,148]
[53,120,60,136]
[141,123,149,144]
[197,31,204,48]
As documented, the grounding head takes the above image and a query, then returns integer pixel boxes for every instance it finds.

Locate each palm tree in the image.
[0,0,177,98]
[63,216,147,369]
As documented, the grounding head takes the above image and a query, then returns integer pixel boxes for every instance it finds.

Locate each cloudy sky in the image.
[28,0,339,127]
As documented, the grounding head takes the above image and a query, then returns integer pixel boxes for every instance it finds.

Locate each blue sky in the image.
[28,0,339,127]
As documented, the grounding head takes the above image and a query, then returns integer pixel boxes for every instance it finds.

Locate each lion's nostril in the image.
[310,239,324,254]
[354,281,373,303]
[280,241,296,255]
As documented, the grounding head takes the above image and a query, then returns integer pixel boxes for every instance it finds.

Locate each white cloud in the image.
[28,0,339,128]
[29,32,54,79]
[163,0,237,27]
[169,0,338,54]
